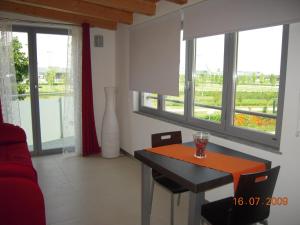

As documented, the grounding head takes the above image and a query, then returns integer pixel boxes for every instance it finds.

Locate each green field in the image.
[18,83,65,99]
[145,73,279,134]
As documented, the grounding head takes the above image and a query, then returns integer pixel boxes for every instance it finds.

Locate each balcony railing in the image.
[17,92,74,150]
[145,96,277,119]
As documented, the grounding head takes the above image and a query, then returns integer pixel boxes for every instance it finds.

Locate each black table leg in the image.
[188,191,205,225]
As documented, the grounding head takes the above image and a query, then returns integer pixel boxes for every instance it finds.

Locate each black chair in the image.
[150,131,188,225]
[201,166,280,225]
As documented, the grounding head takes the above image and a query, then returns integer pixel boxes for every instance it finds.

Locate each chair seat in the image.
[202,197,260,225]
[201,197,233,225]
[202,167,280,225]
[154,176,188,194]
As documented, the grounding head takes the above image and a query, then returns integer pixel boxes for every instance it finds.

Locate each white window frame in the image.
[138,25,289,151]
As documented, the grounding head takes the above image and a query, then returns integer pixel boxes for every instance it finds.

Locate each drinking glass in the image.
[193,131,209,158]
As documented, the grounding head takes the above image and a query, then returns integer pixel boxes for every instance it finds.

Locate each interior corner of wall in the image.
[132,91,139,111]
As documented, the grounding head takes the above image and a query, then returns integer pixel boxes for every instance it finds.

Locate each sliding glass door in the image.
[13,25,73,156]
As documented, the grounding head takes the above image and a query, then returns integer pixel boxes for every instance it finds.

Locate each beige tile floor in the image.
[32,154,192,225]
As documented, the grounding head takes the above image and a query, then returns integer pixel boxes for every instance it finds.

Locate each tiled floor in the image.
[32,154,191,225]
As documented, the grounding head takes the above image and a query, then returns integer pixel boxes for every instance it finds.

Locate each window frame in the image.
[188,33,228,132]
[139,92,159,112]
[138,25,289,151]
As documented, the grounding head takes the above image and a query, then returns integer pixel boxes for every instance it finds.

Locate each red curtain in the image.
[0,99,3,124]
[81,23,101,156]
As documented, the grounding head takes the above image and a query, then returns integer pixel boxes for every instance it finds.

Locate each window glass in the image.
[192,34,225,123]
[141,92,158,109]
[234,26,283,134]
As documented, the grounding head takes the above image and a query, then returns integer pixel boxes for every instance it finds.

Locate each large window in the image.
[192,34,225,123]
[139,25,288,150]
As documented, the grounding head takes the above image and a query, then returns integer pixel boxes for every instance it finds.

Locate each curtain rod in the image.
[0,17,79,27]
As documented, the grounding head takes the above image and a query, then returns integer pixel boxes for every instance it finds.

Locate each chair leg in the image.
[171,193,174,225]
[177,193,181,206]
[149,180,155,215]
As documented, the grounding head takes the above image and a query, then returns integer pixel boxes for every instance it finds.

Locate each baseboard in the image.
[120,148,135,159]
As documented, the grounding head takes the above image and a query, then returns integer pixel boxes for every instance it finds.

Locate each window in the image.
[141,92,158,109]
[233,26,283,134]
[138,25,288,150]
[192,34,225,123]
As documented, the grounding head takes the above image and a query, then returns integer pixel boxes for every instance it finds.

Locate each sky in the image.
[13,32,68,70]
[183,25,283,76]
[36,33,68,69]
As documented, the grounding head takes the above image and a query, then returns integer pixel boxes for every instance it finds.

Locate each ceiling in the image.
[0,0,188,30]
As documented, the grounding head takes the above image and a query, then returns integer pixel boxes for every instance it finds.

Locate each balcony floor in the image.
[29,136,75,152]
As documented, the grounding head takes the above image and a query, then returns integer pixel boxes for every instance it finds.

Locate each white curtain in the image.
[0,20,20,125]
[63,26,82,156]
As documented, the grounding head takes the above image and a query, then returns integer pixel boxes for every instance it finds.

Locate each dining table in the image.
[134,141,271,225]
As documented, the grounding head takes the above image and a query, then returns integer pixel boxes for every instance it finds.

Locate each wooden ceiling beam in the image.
[0,1,117,30]
[166,0,188,4]
[6,0,133,24]
[84,0,156,16]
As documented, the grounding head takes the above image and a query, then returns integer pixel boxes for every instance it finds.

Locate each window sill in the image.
[134,110,282,155]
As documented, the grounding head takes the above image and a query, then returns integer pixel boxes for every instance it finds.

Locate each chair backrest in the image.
[231,166,280,225]
[151,131,182,148]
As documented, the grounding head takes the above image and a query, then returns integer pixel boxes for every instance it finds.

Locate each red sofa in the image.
[0,123,46,225]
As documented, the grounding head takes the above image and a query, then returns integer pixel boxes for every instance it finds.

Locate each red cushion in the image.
[0,163,37,182]
[0,142,32,166]
[0,123,26,145]
[0,177,46,225]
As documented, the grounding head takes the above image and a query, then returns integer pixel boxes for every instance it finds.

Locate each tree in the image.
[12,37,29,98]
[270,74,277,86]
[45,68,57,86]
[238,75,247,85]
[61,73,68,84]
[251,72,257,84]
[259,73,265,85]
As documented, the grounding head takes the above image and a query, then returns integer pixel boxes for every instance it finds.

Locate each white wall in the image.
[116,7,300,225]
[90,28,116,146]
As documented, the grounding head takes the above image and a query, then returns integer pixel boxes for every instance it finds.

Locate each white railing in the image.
[18,92,73,148]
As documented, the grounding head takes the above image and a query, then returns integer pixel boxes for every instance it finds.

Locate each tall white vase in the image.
[101,87,120,158]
